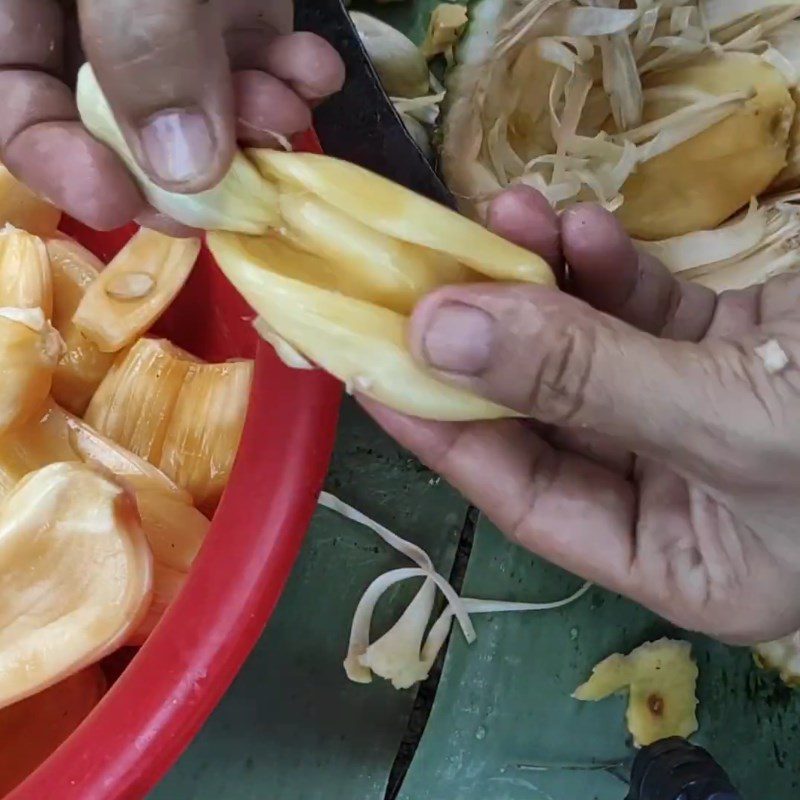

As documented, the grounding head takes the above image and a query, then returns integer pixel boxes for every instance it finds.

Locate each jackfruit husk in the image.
[0,462,152,709]
[438,0,800,287]
[46,235,116,414]
[573,638,699,747]
[0,666,105,796]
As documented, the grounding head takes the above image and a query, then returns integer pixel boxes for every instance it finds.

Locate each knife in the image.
[516,737,743,800]
[294,0,456,208]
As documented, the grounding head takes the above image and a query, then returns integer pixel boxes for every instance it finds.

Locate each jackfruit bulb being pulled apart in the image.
[617,53,795,240]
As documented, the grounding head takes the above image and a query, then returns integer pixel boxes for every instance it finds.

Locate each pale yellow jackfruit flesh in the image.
[47,236,116,414]
[0,462,152,709]
[0,227,53,317]
[73,228,200,353]
[159,360,253,514]
[0,403,208,642]
[754,631,800,687]
[0,309,61,435]
[573,638,699,747]
[85,338,193,464]
[421,3,469,60]
[0,166,61,237]
[617,53,795,240]
[127,562,186,646]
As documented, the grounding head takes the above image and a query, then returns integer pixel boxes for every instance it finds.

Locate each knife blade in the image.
[295,0,456,208]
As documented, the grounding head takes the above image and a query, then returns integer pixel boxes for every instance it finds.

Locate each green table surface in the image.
[153,2,800,796]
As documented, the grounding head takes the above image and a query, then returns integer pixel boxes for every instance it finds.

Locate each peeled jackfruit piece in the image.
[754,631,800,687]
[421,3,469,60]
[617,53,795,240]
[73,228,200,353]
[0,666,105,796]
[76,64,279,234]
[128,562,187,646]
[0,462,152,708]
[85,338,193,464]
[0,308,61,434]
[0,166,61,237]
[573,638,699,747]
[0,227,53,317]
[47,236,116,414]
[209,231,513,421]
[159,359,253,514]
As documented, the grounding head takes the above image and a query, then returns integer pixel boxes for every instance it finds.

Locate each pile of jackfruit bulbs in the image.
[0,168,252,794]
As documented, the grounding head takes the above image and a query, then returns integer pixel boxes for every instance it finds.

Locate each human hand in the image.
[364,186,800,646]
[0,0,344,233]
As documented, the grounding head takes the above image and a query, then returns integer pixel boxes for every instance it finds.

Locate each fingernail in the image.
[139,109,215,184]
[422,302,494,375]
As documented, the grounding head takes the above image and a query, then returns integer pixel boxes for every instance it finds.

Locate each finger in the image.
[360,399,637,593]
[407,283,784,478]
[0,0,64,73]
[561,204,718,342]
[5,120,144,230]
[135,207,201,238]
[79,0,235,193]
[261,32,346,101]
[486,186,563,278]
[233,70,311,146]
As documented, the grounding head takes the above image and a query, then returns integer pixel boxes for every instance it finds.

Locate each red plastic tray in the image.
[7,133,341,800]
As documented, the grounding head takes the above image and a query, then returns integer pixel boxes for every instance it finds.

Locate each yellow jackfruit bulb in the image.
[73,227,200,353]
[159,359,253,514]
[0,227,53,317]
[85,338,193,464]
[76,64,279,234]
[0,308,61,434]
[617,53,795,241]
[573,638,699,747]
[421,3,469,60]
[0,166,61,237]
[46,236,116,414]
[0,666,105,796]
[0,462,151,708]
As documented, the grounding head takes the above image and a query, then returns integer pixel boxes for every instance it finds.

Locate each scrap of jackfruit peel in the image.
[46,236,115,414]
[0,308,61,434]
[573,638,699,748]
[73,228,200,353]
[159,359,253,513]
[754,631,800,687]
[0,227,53,317]
[0,165,61,237]
[360,579,437,690]
[0,462,152,708]
[0,666,105,797]
[617,53,794,240]
[75,64,279,234]
[247,150,555,286]
[421,4,468,60]
[350,12,430,98]
[208,231,513,421]
[128,562,187,646]
[85,338,193,464]
[278,190,470,315]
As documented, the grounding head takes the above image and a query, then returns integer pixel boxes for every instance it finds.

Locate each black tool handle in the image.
[626,738,742,800]
[295,0,456,207]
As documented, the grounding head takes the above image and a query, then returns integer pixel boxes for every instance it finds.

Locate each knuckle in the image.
[525,315,598,425]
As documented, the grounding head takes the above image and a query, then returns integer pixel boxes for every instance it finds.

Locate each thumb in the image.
[79,0,235,193]
[408,283,771,471]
